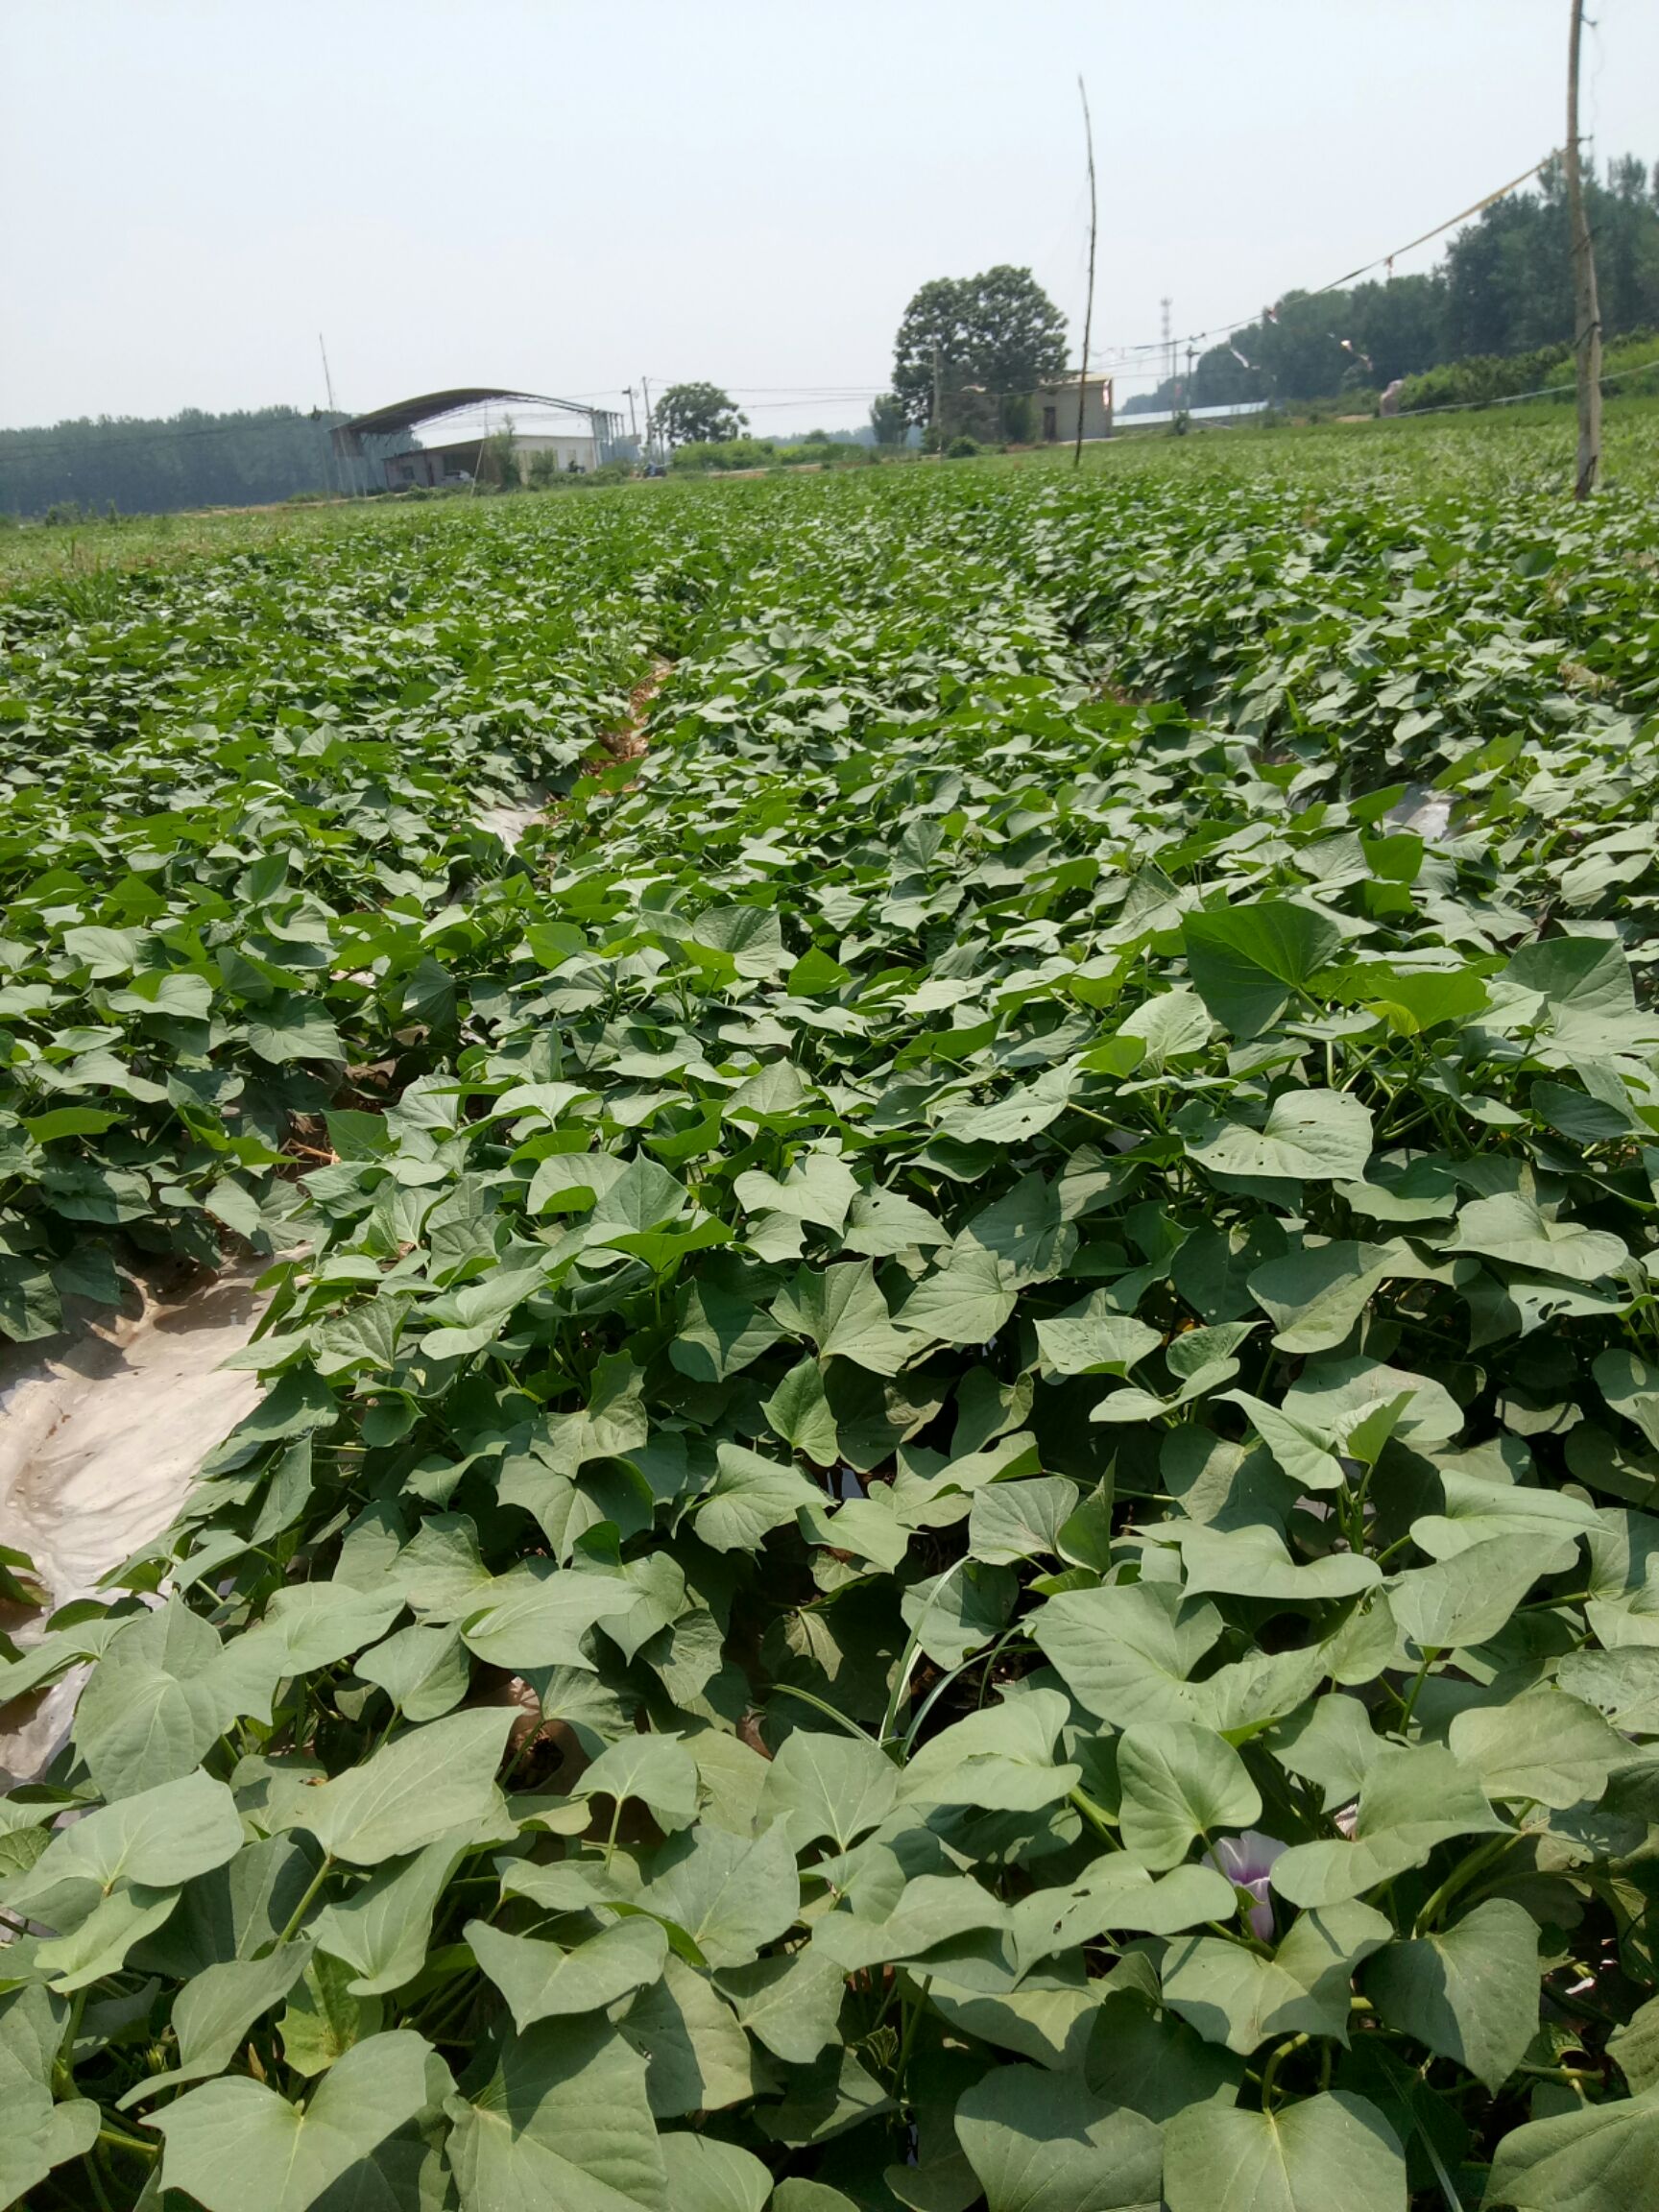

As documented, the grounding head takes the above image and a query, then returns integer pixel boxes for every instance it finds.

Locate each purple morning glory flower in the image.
[1207,1830,1286,1942]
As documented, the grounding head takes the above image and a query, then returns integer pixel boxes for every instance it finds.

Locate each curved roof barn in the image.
[331,386,604,456]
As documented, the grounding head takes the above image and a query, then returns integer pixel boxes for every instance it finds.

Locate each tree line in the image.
[0,407,374,521]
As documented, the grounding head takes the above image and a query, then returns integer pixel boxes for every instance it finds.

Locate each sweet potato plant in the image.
[4,422,1659,2209]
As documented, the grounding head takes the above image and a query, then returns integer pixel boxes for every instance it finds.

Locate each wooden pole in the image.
[1073,75,1097,469]
[932,344,944,453]
[1566,0,1602,498]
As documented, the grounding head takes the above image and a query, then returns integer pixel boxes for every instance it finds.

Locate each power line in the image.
[668,158,1556,400]
[738,395,885,412]
[692,148,1543,400]
[1087,150,1558,365]
[1395,350,1659,418]
[647,384,885,397]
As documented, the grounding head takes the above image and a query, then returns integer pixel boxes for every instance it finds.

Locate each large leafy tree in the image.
[654,382,747,447]
[892,265,1068,443]
[1442,153,1659,356]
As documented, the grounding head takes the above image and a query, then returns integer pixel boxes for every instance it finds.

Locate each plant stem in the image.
[1414,1823,1526,1936]
[771,1682,878,1743]
[1259,2032,1310,2110]
[276,1853,334,1945]
[894,1972,931,2105]
[1396,1646,1439,1734]
[97,2124,159,2163]
[880,1555,969,1747]
[1069,1788,1118,1844]
[86,2148,115,2212]
[56,1985,88,2086]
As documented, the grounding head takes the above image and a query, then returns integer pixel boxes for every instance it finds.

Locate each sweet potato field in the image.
[5,421,1659,2211]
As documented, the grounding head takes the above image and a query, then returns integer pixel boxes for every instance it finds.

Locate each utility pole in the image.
[1566,0,1601,498]
[624,386,638,443]
[641,375,655,468]
[1073,75,1097,469]
[1183,342,1195,431]
[932,343,944,454]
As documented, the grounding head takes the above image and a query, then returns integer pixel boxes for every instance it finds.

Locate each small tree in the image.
[656,383,747,446]
[479,418,520,490]
[869,392,907,447]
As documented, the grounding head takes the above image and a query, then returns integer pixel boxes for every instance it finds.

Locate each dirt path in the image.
[594,654,670,766]
[477,657,669,847]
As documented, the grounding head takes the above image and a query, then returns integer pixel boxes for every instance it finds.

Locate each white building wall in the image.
[1031,377,1114,443]
[383,432,598,489]
[507,433,598,474]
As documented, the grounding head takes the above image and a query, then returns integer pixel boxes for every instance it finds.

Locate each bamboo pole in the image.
[1566,0,1602,498]
[1073,76,1097,469]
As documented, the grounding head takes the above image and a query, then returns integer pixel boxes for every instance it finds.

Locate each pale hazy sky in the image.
[3,1,1654,436]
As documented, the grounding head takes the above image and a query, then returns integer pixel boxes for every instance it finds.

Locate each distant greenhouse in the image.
[1114,399,1272,431]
